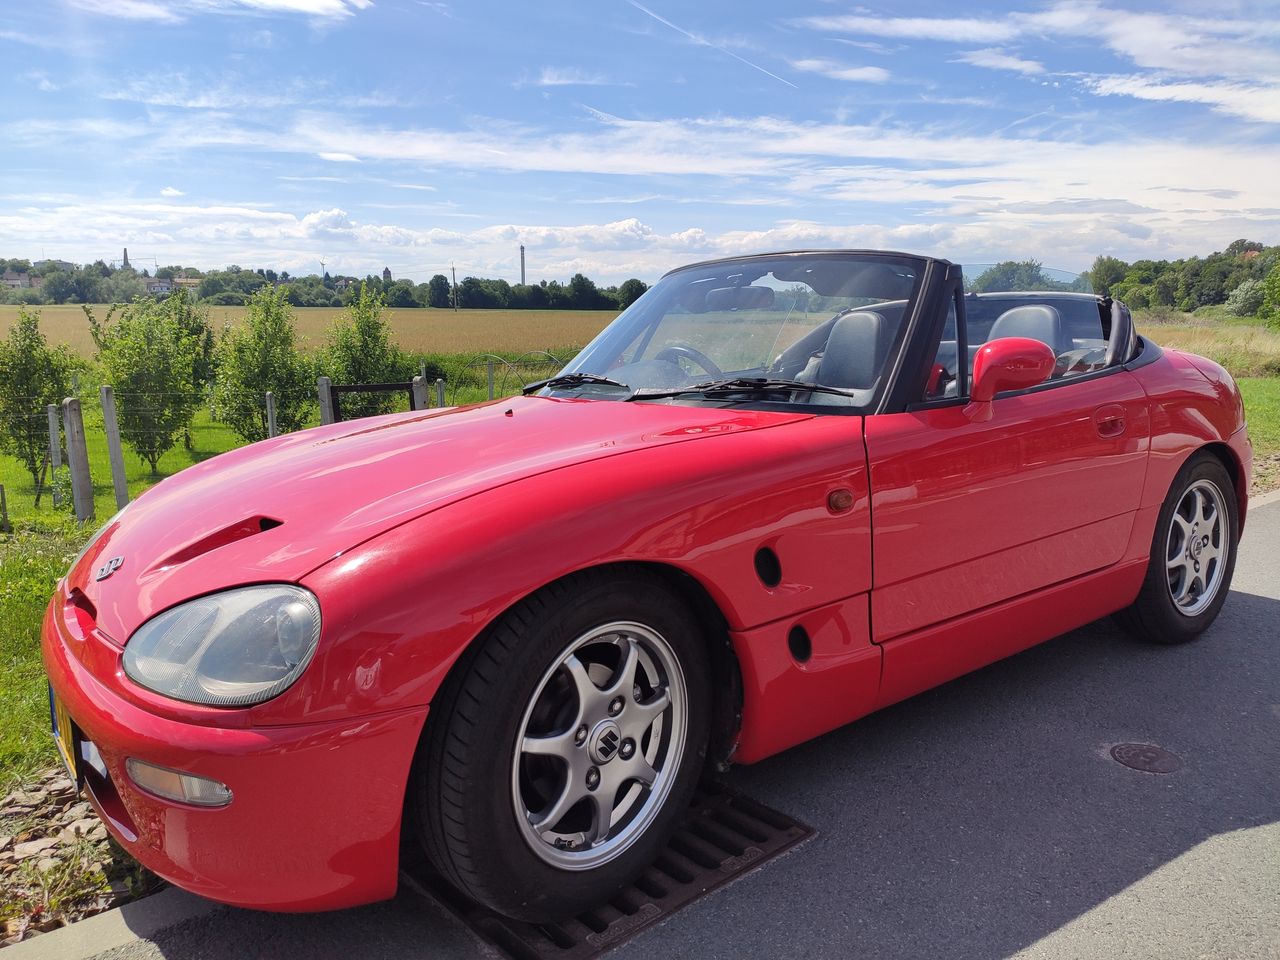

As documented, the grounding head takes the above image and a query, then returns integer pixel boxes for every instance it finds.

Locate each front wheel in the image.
[412,569,710,921]
[1115,453,1239,644]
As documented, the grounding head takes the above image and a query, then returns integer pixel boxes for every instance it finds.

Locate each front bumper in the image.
[42,598,429,912]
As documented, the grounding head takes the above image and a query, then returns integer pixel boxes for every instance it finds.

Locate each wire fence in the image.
[1,355,572,525]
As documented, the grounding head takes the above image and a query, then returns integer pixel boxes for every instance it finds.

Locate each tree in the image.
[0,309,71,487]
[1225,279,1264,317]
[1260,261,1280,330]
[321,284,414,419]
[1087,256,1127,297]
[102,270,146,303]
[568,272,610,309]
[427,274,451,308]
[42,271,77,304]
[212,285,314,442]
[616,278,648,309]
[91,298,201,474]
[385,280,417,308]
[970,260,1065,292]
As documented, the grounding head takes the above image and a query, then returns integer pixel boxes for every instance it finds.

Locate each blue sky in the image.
[2,0,1278,284]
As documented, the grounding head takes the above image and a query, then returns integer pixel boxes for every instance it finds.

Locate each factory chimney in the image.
[519,244,526,286]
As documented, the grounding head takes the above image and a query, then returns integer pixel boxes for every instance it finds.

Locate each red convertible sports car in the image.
[44,250,1251,921]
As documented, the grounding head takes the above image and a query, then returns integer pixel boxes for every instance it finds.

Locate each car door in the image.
[863,292,1151,648]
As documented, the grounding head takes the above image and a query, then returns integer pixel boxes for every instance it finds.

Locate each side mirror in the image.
[964,337,1056,422]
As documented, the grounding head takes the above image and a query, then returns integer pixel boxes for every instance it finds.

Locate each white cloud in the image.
[160,186,185,197]
[65,0,181,22]
[1083,75,1280,124]
[531,67,613,87]
[317,151,360,162]
[65,0,371,21]
[790,59,891,84]
[796,1,1280,122]
[794,15,1019,44]
[953,48,1045,75]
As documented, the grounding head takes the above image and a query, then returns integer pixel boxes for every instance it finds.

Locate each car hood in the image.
[68,396,812,643]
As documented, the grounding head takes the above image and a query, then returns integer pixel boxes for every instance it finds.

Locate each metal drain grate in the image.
[401,782,814,960]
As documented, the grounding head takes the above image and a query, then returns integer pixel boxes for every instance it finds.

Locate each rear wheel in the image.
[412,569,710,921]
[1116,454,1238,644]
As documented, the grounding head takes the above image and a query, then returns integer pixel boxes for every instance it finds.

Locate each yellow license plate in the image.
[49,687,79,784]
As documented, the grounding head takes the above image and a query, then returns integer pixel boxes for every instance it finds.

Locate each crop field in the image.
[0,304,617,358]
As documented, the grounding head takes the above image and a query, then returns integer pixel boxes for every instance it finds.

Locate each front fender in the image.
[249,414,872,728]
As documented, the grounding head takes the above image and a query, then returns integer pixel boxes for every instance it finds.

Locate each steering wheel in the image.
[653,345,724,379]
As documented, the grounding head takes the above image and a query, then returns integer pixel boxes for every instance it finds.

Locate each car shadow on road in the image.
[633,588,1280,960]
[111,590,1278,960]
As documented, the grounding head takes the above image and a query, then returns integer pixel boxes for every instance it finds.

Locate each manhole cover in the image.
[402,783,814,960]
[1110,742,1183,774]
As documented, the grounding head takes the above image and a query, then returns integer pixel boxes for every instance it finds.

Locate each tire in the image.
[1115,453,1238,644]
[412,568,711,921]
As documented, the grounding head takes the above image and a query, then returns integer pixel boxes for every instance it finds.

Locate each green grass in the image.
[0,408,251,527]
[1240,377,1280,451]
[0,521,85,789]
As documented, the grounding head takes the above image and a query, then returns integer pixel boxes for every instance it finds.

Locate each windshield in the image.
[553,252,925,407]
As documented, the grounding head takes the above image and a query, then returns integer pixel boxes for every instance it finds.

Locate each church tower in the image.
[382,266,392,283]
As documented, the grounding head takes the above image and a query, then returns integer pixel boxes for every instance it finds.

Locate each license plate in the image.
[49,686,80,784]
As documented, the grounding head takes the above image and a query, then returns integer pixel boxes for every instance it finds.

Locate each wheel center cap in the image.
[1191,538,1203,559]
[588,719,622,764]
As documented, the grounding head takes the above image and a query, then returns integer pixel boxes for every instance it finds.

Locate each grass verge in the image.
[0,521,85,790]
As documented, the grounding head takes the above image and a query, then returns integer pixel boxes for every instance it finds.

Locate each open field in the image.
[1136,317,1280,379]
[0,304,617,358]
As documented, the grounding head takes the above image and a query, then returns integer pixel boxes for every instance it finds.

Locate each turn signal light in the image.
[125,759,232,807]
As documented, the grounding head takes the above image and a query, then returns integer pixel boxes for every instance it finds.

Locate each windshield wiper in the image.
[627,377,856,401]
[523,372,631,395]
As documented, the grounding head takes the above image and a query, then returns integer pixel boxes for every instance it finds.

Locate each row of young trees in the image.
[0,285,419,491]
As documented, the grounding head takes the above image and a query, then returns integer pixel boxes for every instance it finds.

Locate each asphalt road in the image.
[83,499,1280,960]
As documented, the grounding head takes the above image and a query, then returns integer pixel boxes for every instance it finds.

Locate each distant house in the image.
[34,259,75,272]
[144,277,174,295]
[334,277,353,291]
[172,277,201,294]
[2,270,30,289]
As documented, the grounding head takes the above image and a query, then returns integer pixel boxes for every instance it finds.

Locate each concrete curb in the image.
[1250,486,1280,510]
[3,888,222,960]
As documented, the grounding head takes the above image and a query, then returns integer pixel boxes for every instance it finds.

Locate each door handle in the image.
[1094,404,1126,439]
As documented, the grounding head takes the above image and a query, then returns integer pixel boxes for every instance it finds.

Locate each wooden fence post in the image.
[411,377,427,411]
[487,361,495,400]
[46,404,62,507]
[99,385,130,509]
[0,484,11,534]
[435,378,446,408]
[318,377,334,425]
[266,392,278,438]
[62,398,94,523]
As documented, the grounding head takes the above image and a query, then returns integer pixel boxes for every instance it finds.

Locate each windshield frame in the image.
[554,249,947,415]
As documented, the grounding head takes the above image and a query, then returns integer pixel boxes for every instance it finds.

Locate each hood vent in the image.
[152,516,283,572]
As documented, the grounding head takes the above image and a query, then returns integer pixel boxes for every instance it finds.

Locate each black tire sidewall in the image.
[1128,455,1239,643]
[421,571,711,920]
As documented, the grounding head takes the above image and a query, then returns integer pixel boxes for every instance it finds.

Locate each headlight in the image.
[123,585,321,707]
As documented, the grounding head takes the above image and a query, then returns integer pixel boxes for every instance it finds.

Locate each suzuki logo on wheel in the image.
[94,556,124,582]
[588,720,622,764]
[598,730,619,758]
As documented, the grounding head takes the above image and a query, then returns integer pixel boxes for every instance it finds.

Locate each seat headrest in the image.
[989,304,1069,354]
[817,311,890,390]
